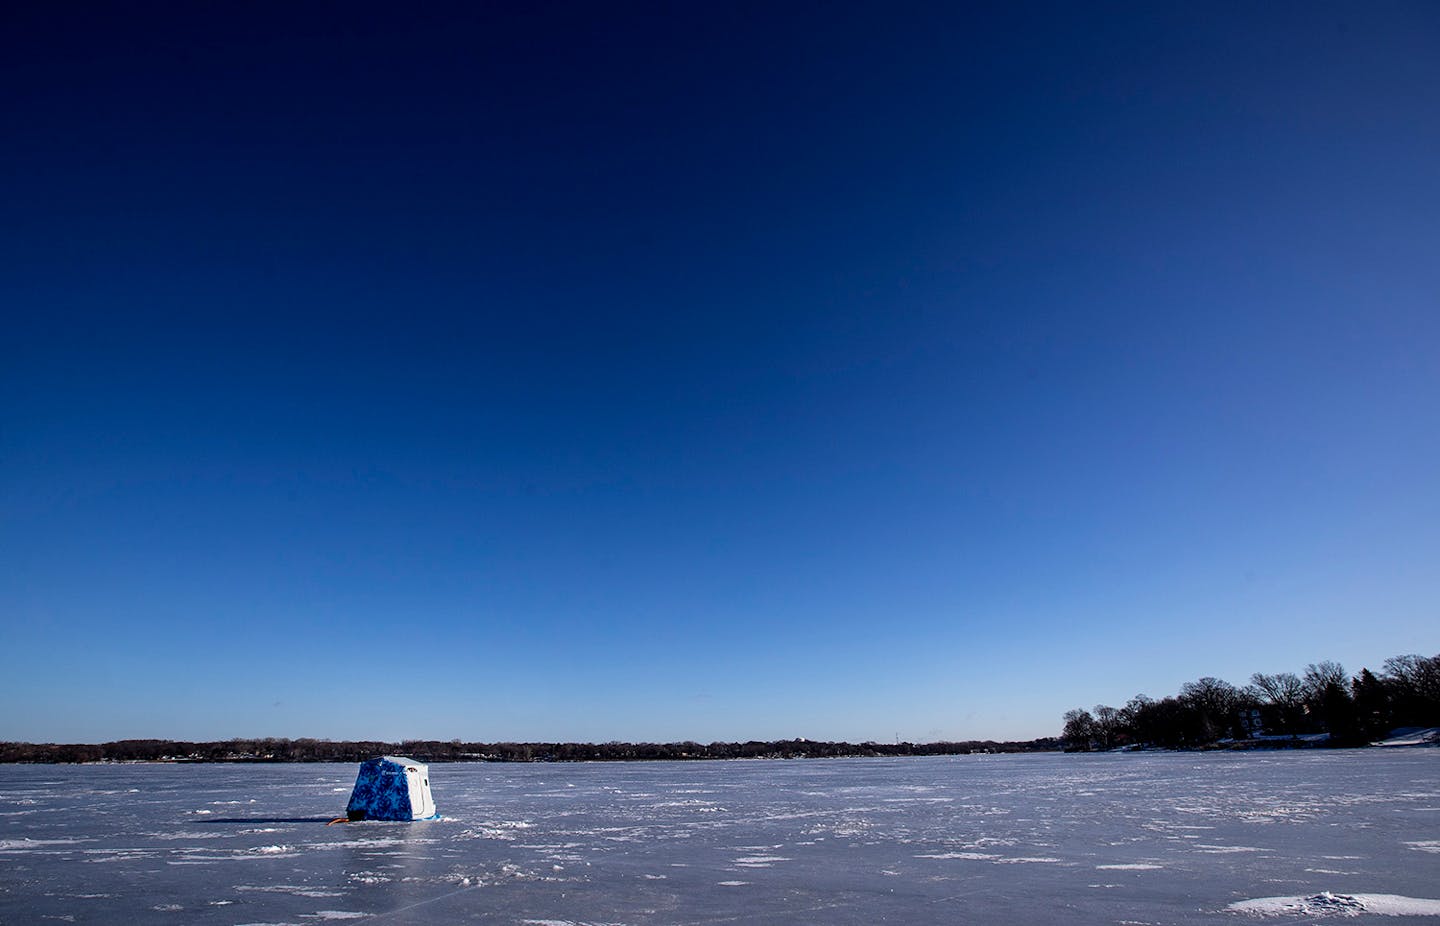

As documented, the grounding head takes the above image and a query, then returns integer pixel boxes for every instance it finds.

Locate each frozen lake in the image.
[2,751,1438,924]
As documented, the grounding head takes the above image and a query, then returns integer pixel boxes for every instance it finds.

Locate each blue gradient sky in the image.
[3,2,1438,743]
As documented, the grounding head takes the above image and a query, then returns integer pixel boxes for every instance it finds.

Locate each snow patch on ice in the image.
[733,855,790,867]
[0,837,92,851]
[1374,727,1440,747]
[916,851,1000,860]
[1097,863,1163,870]
[882,797,955,803]
[459,821,533,841]
[303,837,413,851]
[236,885,345,899]
[1228,892,1440,917]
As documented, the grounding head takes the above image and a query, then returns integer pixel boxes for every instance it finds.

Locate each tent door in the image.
[405,766,427,817]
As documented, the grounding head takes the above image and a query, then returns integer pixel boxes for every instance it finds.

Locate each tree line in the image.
[1062,652,1440,750]
[0,736,1060,764]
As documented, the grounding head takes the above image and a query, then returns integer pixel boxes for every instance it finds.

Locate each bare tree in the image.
[1302,661,1348,703]
[1382,654,1440,702]
[1382,654,1440,725]
[1092,705,1125,750]
[1180,677,1239,715]
[1062,709,1096,751]
[1248,671,1306,733]
[1179,677,1241,739]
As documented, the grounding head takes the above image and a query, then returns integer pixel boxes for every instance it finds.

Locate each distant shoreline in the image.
[8,730,1435,765]
[0,737,1062,764]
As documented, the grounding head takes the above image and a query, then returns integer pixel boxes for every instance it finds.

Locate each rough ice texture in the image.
[1229,892,1440,916]
[2,751,1438,924]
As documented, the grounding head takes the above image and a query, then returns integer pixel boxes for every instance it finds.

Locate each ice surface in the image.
[1229,892,1440,916]
[1374,728,1440,747]
[2,751,1438,923]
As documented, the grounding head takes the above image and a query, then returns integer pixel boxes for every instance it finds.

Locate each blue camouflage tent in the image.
[345,756,439,821]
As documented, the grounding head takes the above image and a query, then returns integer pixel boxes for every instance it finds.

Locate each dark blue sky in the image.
[3,2,1438,742]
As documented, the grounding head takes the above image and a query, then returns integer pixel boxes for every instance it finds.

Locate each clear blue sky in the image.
[3,2,1437,744]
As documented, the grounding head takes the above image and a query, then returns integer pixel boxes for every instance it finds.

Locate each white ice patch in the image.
[0,838,92,851]
[236,885,345,899]
[916,852,1000,860]
[1228,892,1440,917]
[1097,863,1163,870]
[1373,727,1440,747]
[733,855,790,867]
[302,837,414,851]
[882,797,955,803]
[1403,841,1440,854]
[302,913,369,920]
[459,822,533,841]
[82,848,161,863]
[718,880,750,886]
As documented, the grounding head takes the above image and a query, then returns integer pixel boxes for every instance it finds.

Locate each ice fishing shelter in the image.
[346,756,438,821]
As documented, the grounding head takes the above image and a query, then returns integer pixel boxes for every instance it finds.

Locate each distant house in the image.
[1237,708,1264,738]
